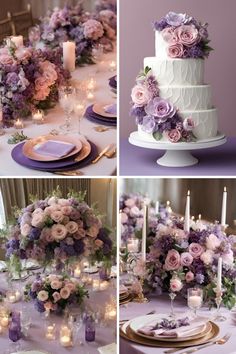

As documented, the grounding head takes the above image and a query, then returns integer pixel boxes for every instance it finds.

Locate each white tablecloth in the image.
[0,51,117,176]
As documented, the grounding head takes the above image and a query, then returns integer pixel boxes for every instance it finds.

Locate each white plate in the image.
[84,266,98,274]
[12,351,51,354]
[129,314,208,341]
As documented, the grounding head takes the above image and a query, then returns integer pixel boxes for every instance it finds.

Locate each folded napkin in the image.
[104,103,117,115]
[98,343,117,354]
[138,316,206,338]
[34,140,76,158]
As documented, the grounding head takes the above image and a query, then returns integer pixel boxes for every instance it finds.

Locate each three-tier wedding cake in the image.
[130,12,218,143]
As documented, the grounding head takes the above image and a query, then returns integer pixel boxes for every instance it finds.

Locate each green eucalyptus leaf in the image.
[153,131,162,141]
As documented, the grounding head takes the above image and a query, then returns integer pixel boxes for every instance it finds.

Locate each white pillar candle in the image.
[184,191,190,232]
[221,187,227,226]
[10,35,23,48]
[63,41,75,72]
[155,201,159,214]
[188,295,202,308]
[127,239,139,253]
[74,266,81,278]
[217,257,222,292]
[142,204,147,262]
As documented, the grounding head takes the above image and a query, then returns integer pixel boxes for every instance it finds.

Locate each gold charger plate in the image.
[120,321,219,348]
[23,135,83,162]
[74,138,91,163]
[130,315,212,342]
[93,103,117,119]
[120,294,133,305]
[120,292,130,300]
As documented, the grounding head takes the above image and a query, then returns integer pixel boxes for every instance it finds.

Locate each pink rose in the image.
[120,212,128,224]
[40,60,57,85]
[183,117,195,131]
[164,249,181,271]
[95,239,103,248]
[206,234,221,251]
[131,84,152,107]
[65,282,76,292]
[34,87,50,101]
[58,198,70,206]
[175,25,199,46]
[51,279,62,290]
[87,225,99,238]
[167,129,181,143]
[162,27,178,44]
[21,224,32,236]
[65,221,78,234]
[31,213,45,228]
[222,250,234,266]
[15,48,32,62]
[83,19,104,40]
[51,224,67,240]
[74,228,86,239]
[200,250,214,265]
[60,287,71,299]
[180,252,193,267]
[124,198,135,208]
[51,211,64,223]
[130,206,140,217]
[61,206,72,216]
[0,54,15,65]
[52,291,61,302]
[185,271,194,283]
[189,243,204,259]
[170,277,183,292]
[44,301,53,311]
[167,43,184,58]
[35,77,48,91]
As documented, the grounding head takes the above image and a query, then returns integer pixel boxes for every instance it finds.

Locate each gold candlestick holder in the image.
[133,277,149,303]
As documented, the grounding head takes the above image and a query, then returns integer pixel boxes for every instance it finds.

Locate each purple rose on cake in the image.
[165,11,189,27]
[146,97,176,122]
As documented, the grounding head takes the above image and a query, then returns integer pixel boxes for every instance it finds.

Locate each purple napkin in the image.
[85,105,116,127]
[34,140,76,158]
[104,104,117,115]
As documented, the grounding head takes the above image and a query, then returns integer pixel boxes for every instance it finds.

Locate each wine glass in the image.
[187,288,203,317]
[28,26,41,47]
[74,99,86,136]
[72,312,84,346]
[59,86,75,132]
[92,43,104,63]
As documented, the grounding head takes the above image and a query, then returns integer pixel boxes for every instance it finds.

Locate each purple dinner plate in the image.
[11,140,98,172]
[85,105,117,127]
[109,75,117,89]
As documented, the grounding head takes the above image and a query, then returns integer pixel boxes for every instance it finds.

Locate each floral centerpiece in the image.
[24,274,88,314]
[130,66,196,142]
[95,0,117,14]
[36,4,115,65]
[153,11,213,59]
[146,223,236,309]
[4,189,113,274]
[0,43,70,125]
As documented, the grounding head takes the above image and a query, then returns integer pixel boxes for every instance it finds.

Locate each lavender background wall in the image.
[120,0,236,138]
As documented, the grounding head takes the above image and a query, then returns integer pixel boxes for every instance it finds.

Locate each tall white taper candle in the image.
[221,187,227,226]
[63,41,75,72]
[217,257,222,292]
[184,190,190,232]
[142,204,147,262]
[155,201,159,214]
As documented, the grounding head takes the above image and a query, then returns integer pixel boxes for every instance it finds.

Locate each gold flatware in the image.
[53,170,84,176]
[105,147,116,158]
[94,126,111,132]
[180,333,231,354]
[165,333,231,354]
[92,145,111,164]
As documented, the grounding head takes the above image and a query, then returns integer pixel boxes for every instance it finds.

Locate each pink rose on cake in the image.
[183,117,195,131]
[162,27,178,44]
[131,84,152,106]
[167,129,182,143]
[175,25,199,46]
[164,249,181,271]
[168,43,184,58]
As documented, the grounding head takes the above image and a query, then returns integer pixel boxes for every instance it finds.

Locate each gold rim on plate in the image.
[93,103,117,119]
[73,139,91,163]
[120,294,133,306]
[23,135,83,162]
[120,321,219,348]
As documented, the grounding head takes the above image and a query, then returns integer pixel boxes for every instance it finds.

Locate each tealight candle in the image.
[0,315,9,327]
[8,294,16,303]
[87,91,94,101]
[127,239,139,253]
[32,110,44,124]
[14,119,24,129]
[188,295,202,308]
[92,279,100,291]
[46,323,56,340]
[105,304,116,321]
[109,60,116,71]
[74,266,81,278]
[63,41,75,72]
[60,325,72,347]
[10,35,23,48]
[87,78,96,91]
[15,290,21,301]
[100,281,109,291]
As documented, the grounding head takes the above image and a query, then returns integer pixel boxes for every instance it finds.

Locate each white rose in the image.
[58,198,70,206]
[206,234,221,251]
[200,250,214,265]
[48,196,58,205]
[37,290,49,302]
[21,224,31,236]
[31,213,45,228]
[222,250,234,266]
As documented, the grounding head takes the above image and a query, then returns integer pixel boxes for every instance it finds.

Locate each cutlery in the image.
[92,145,111,164]
[53,170,84,176]
[105,147,116,158]
[164,333,231,354]
[94,126,111,132]
[119,310,156,324]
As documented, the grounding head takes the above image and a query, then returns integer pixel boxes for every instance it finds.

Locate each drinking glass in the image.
[92,43,104,63]
[74,99,86,135]
[59,86,75,132]
[187,288,203,316]
[28,26,41,47]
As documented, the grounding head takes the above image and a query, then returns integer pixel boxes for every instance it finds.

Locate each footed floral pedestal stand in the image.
[129,132,227,167]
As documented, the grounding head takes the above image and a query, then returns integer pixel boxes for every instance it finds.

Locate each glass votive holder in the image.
[92,279,100,292]
[187,288,203,316]
[85,315,95,342]
[14,118,24,129]
[74,265,81,278]
[60,325,73,347]
[87,91,95,101]
[6,290,18,304]
[127,238,139,253]
[0,312,9,327]
[45,322,56,340]
[32,109,45,124]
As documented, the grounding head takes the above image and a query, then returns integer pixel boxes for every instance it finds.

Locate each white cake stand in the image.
[129,132,227,167]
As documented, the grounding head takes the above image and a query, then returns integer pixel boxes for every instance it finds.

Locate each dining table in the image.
[119,293,236,354]
[0,271,116,353]
[0,50,117,177]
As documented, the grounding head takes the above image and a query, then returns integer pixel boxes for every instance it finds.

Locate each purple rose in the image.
[165,12,189,27]
[167,129,182,143]
[180,252,193,266]
[145,97,176,122]
[141,115,156,133]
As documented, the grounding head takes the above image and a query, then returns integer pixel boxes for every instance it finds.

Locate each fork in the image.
[105,147,116,158]
[165,333,231,354]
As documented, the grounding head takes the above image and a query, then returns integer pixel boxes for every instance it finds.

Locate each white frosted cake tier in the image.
[144,57,204,86]
[159,85,212,111]
[138,108,217,140]
[155,30,173,59]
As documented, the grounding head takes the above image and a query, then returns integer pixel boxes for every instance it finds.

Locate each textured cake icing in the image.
[130,12,218,143]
